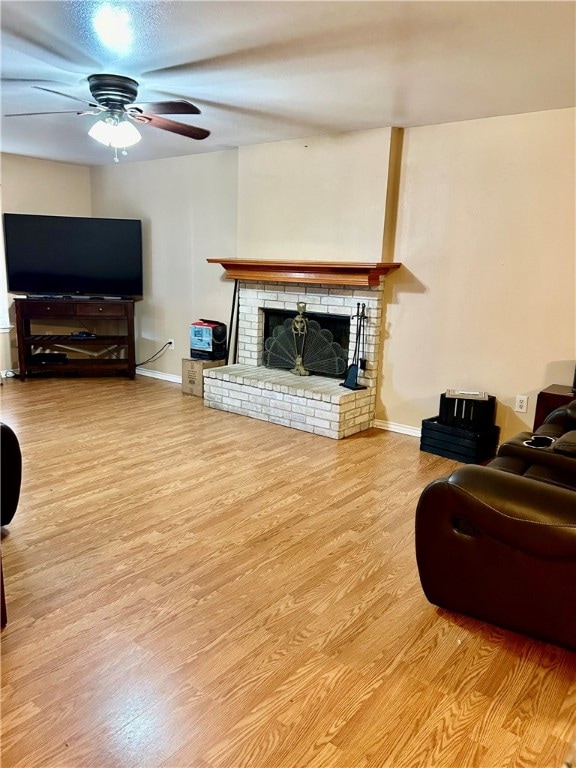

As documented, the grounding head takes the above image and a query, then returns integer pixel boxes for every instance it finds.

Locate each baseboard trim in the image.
[136,367,182,384]
[373,419,421,438]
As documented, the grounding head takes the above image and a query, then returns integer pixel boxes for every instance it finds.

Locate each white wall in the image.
[90,151,238,374]
[379,108,576,441]
[237,128,391,262]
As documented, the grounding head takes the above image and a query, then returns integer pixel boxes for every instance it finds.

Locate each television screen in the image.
[3,213,143,298]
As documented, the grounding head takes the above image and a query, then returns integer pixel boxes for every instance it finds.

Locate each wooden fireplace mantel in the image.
[206,259,401,287]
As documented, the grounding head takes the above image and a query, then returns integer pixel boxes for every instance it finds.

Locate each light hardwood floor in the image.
[1,375,575,768]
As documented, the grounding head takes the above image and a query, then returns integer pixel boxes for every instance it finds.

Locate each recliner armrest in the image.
[416,465,576,560]
[541,399,576,431]
[498,432,576,475]
[415,463,576,650]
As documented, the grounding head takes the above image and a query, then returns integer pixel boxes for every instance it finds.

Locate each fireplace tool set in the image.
[341,302,367,391]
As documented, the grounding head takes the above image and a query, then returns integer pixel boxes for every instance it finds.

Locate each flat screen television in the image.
[3,213,143,298]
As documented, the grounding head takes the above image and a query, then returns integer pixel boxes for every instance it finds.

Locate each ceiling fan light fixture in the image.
[88,116,115,146]
[88,114,141,151]
[109,118,141,148]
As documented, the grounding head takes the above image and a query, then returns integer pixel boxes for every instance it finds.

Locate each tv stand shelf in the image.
[24,334,129,345]
[14,298,136,381]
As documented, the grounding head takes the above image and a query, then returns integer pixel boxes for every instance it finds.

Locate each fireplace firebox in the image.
[263,308,350,379]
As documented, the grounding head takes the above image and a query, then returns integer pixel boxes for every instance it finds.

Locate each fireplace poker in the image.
[341,302,367,391]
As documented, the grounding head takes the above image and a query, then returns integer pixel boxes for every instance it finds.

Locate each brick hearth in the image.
[204,364,375,439]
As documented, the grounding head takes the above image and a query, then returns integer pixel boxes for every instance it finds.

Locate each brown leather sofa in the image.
[415,401,576,651]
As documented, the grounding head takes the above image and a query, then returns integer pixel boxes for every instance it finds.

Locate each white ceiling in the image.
[1,1,575,166]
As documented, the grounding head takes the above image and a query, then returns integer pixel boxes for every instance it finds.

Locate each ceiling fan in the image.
[5,73,210,161]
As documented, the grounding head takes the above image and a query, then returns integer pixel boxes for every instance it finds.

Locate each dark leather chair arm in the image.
[498,433,576,475]
[539,399,576,433]
[495,401,576,472]
[416,465,576,561]
[415,464,576,650]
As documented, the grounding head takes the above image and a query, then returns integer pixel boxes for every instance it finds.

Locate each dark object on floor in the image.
[1,422,22,526]
[1,422,22,630]
[420,392,499,463]
[1,557,5,630]
[415,400,576,651]
[420,417,500,464]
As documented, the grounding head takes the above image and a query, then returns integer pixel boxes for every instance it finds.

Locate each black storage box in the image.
[30,352,68,364]
[420,417,500,464]
[438,393,496,430]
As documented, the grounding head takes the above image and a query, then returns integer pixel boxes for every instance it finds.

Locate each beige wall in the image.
[90,151,238,374]
[1,154,91,215]
[90,129,393,374]
[378,108,576,441]
[0,154,92,368]
[237,128,391,262]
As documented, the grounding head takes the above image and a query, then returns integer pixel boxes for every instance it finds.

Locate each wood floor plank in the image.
[1,375,575,768]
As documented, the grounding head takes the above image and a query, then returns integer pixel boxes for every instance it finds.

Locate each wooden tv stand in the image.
[14,298,136,381]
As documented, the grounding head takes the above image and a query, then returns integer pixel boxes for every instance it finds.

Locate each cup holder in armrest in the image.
[522,435,556,448]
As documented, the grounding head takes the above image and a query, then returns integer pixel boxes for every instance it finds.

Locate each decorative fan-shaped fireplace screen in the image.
[263,304,349,378]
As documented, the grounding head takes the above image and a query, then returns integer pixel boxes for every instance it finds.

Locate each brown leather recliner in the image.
[415,401,576,651]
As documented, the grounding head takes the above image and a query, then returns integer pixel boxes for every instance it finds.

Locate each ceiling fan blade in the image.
[135,113,210,140]
[4,110,87,117]
[131,100,200,116]
[33,85,99,108]
[2,77,68,84]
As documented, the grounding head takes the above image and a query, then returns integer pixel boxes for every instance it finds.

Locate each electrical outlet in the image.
[515,394,528,413]
[167,339,175,350]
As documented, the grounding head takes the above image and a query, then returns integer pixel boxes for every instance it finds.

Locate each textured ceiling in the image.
[1,0,575,166]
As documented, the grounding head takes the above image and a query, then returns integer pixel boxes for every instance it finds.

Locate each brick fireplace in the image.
[204,260,400,439]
